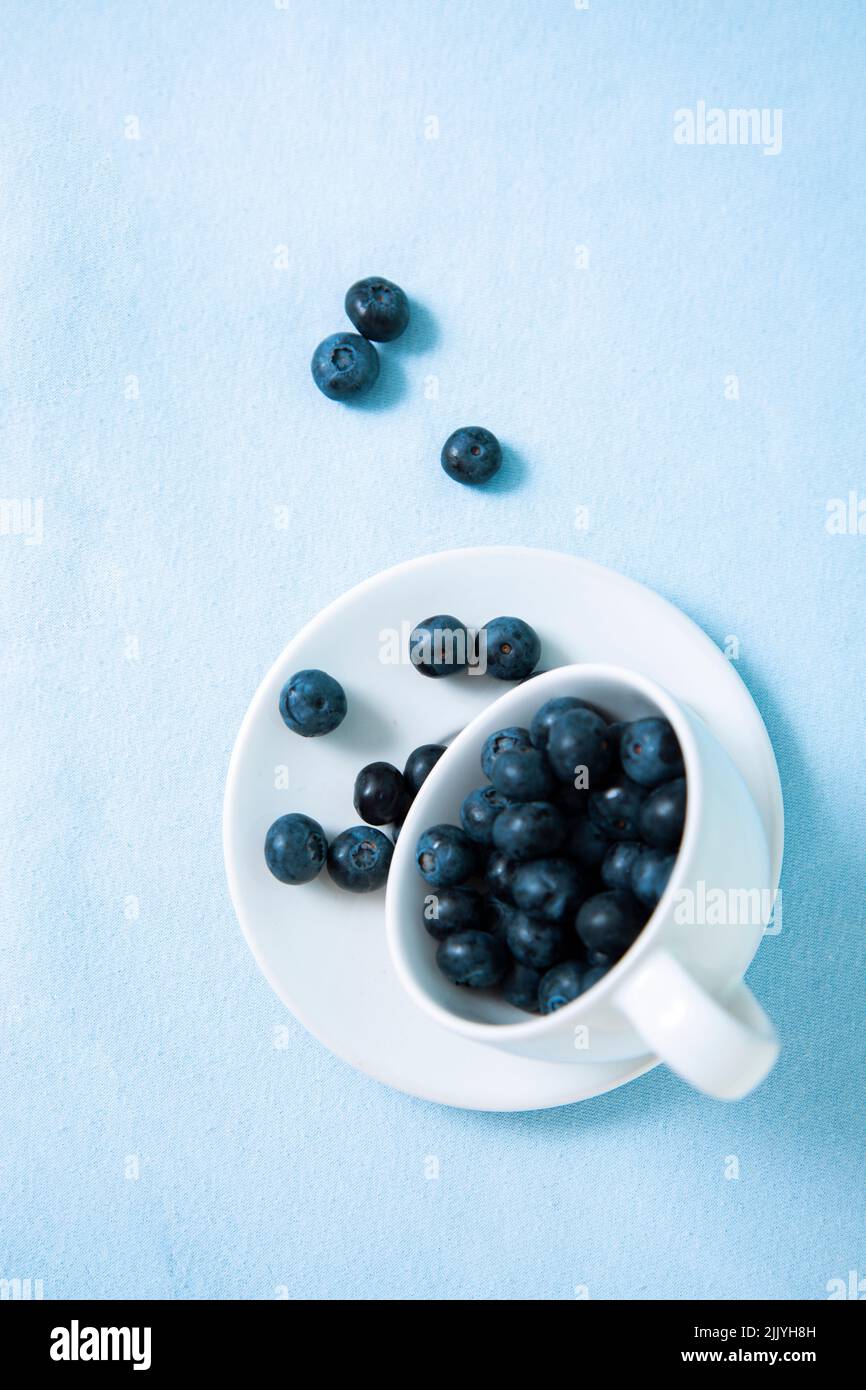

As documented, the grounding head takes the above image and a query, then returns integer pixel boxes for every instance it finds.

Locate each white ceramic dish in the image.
[223,547,783,1111]
[387,663,779,1099]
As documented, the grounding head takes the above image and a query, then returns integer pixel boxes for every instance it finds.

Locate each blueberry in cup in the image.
[530,696,597,751]
[414,688,686,1012]
[415,824,478,888]
[436,931,507,988]
[422,885,489,941]
[546,707,613,785]
[512,857,585,924]
[460,785,514,845]
[619,717,684,787]
[639,777,687,849]
[489,746,556,801]
[480,726,533,780]
[537,960,587,1015]
[491,800,567,859]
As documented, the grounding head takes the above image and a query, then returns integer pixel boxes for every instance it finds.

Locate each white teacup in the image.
[385,664,780,1100]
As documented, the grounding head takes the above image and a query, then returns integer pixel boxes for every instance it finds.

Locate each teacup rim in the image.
[385,662,702,1041]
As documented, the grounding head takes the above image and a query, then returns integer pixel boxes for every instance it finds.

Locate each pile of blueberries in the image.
[263,613,543,893]
[311,276,503,486]
[414,699,686,1015]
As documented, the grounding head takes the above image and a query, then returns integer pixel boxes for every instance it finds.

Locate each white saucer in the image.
[223,547,783,1111]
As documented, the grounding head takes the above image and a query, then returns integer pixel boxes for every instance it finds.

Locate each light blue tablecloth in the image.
[1,0,863,1300]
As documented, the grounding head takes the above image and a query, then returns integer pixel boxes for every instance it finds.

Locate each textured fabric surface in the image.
[1,0,863,1300]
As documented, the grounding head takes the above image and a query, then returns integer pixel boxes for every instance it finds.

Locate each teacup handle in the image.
[616,949,779,1099]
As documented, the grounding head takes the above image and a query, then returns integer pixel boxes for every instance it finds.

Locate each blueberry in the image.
[344,276,409,342]
[486,896,519,945]
[327,825,392,892]
[587,779,648,841]
[530,696,597,751]
[485,850,520,903]
[580,963,610,993]
[587,948,614,967]
[538,960,585,1015]
[505,914,566,970]
[575,890,646,958]
[620,717,684,787]
[440,426,502,486]
[562,810,610,866]
[630,847,677,907]
[436,930,507,988]
[502,962,542,1012]
[422,885,488,941]
[403,743,446,796]
[546,708,614,786]
[492,800,566,861]
[461,785,513,845]
[264,812,328,885]
[352,761,409,826]
[409,614,468,678]
[638,776,687,849]
[490,746,556,802]
[279,668,347,738]
[311,332,379,399]
[512,857,586,924]
[480,726,533,779]
[600,840,644,892]
[481,616,541,681]
[557,780,589,814]
[605,720,627,752]
[415,823,478,887]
